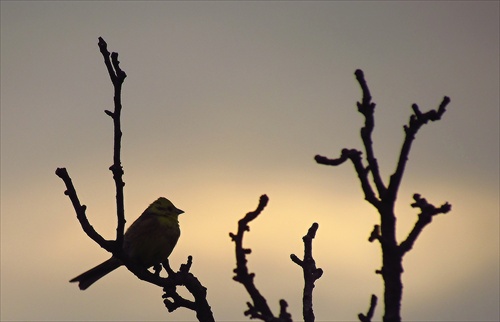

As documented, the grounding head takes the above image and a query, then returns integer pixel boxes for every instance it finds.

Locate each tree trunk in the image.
[380,207,403,322]
[382,248,403,322]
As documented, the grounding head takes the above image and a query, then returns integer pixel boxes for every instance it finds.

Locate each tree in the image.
[57,38,451,322]
[315,70,451,322]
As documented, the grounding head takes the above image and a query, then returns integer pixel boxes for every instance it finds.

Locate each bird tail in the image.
[70,257,122,290]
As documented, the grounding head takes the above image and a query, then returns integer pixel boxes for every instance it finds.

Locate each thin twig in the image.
[316,149,380,207]
[230,195,292,322]
[399,194,451,255]
[97,36,127,250]
[386,96,450,202]
[55,168,114,252]
[354,69,386,197]
[290,223,323,322]
[162,256,215,322]
[358,294,378,322]
[229,195,274,319]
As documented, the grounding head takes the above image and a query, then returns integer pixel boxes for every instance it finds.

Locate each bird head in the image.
[147,197,184,217]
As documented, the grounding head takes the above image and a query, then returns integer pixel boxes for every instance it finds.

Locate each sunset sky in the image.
[1,1,499,321]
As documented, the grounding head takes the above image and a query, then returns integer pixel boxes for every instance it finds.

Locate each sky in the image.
[1,1,499,321]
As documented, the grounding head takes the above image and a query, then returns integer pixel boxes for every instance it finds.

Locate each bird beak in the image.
[176,208,184,215]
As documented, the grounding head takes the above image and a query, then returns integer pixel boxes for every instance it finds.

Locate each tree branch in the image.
[399,194,451,255]
[98,36,127,250]
[55,167,115,252]
[314,151,349,166]
[316,149,381,208]
[368,225,381,244]
[358,294,378,322]
[278,300,293,321]
[162,257,215,322]
[290,222,323,322]
[230,195,291,322]
[354,69,387,197]
[386,96,450,202]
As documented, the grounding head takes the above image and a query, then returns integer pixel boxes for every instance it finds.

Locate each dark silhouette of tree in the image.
[57,39,452,322]
[56,37,214,322]
[229,195,322,322]
[315,69,452,322]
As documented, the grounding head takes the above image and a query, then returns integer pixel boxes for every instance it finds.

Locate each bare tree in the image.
[56,37,214,322]
[315,69,452,322]
[58,39,452,322]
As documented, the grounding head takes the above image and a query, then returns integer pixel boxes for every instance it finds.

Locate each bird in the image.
[70,197,183,290]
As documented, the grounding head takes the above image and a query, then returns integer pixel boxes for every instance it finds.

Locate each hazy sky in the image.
[1,1,499,321]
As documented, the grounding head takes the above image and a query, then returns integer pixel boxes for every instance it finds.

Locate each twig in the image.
[162,256,215,322]
[55,167,114,252]
[368,225,381,243]
[98,36,127,249]
[354,70,386,197]
[290,223,323,322]
[278,300,293,321]
[230,195,292,322]
[399,194,451,254]
[316,149,380,207]
[387,96,450,201]
[358,294,378,322]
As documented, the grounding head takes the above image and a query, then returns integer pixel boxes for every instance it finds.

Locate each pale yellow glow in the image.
[1,1,498,321]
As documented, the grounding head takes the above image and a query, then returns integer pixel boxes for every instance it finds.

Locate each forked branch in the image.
[354,69,386,197]
[387,97,450,201]
[399,194,451,255]
[98,36,127,248]
[229,195,292,322]
[315,149,380,207]
[290,223,323,322]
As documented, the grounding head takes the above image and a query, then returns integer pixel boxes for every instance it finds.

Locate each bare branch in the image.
[229,195,274,319]
[314,151,349,166]
[97,37,127,85]
[317,149,381,208]
[368,225,381,243]
[291,223,323,322]
[278,300,293,322]
[55,167,115,252]
[230,195,291,321]
[358,294,378,322]
[346,149,381,208]
[399,194,451,255]
[97,37,117,84]
[162,257,215,322]
[354,69,386,197]
[97,37,127,249]
[387,96,450,202]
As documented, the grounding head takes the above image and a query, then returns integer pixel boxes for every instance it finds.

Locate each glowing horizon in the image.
[1,1,498,321]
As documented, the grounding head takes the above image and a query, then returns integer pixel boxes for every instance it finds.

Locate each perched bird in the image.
[70,197,183,290]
